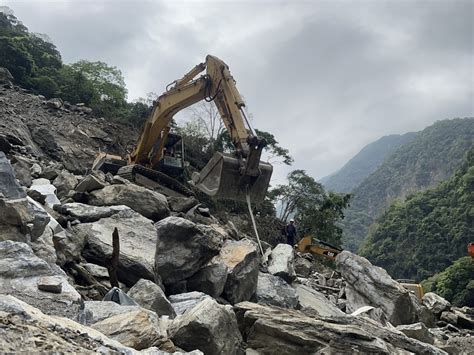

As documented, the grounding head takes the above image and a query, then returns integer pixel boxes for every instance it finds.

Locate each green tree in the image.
[422,257,474,307]
[68,60,128,117]
[270,170,350,247]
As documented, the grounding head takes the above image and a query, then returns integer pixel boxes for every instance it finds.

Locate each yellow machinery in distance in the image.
[296,235,425,300]
[93,55,273,202]
[296,235,343,259]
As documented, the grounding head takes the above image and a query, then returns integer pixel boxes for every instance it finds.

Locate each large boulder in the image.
[168,196,199,213]
[0,295,136,353]
[76,208,158,286]
[0,241,81,318]
[396,322,434,345]
[186,262,228,298]
[0,151,25,199]
[30,226,57,264]
[55,202,129,222]
[29,178,61,207]
[0,67,13,84]
[255,272,298,309]
[0,153,51,241]
[77,300,144,326]
[52,170,78,200]
[168,292,212,316]
[127,279,176,318]
[294,284,345,317]
[294,255,314,277]
[75,173,107,192]
[0,196,49,242]
[336,251,421,326]
[89,184,170,221]
[168,298,244,355]
[90,309,166,350]
[234,302,446,354]
[422,292,451,316]
[267,243,296,282]
[216,238,260,304]
[154,217,223,285]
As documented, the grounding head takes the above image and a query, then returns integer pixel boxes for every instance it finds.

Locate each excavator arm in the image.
[130,55,272,201]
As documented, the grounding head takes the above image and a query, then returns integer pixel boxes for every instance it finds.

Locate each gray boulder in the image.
[0,295,137,353]
[267,243,296,282]
[396,322,434,344]
[216,238,260,304]
[89,184,170,221]
[168,298,244,355]
[336,251,421,326]
[91,308,166,350]
[186,262,228,298]
[29,178,61,207]
[75,173,107,192]
[46,98,63,109]
[294,284,345,317]
[0,240,81,318]
[30,226,57,264]
[0,151,25,199]
[53,170,78,199]
[154,217,223,285]
[168,196,199,213]
[294,255,313,277]
[128,279,176,318]
[234,302,446,354]
[169,291,212,316]
[0,67,13,84]
[55,202,129,222]
[78,300,148,326]
[422,292,451,316]
[76,208,157,286]
[256,272,298,309]
[39,164,60,180]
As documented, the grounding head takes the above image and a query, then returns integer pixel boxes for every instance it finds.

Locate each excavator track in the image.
[118,165,195,197]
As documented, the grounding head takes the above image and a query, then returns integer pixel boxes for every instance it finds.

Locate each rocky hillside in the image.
[0,83,473,353]
[0,84,137,175]
[321,132,417,193]
[342,118,474,251]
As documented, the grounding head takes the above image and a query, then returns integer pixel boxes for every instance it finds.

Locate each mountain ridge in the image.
[341,117,474,251]
[320,132,417,192]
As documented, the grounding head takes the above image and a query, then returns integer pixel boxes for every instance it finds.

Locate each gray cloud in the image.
[5,0,473,185]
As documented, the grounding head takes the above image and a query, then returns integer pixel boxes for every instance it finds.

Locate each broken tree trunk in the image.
[107,227,120,288]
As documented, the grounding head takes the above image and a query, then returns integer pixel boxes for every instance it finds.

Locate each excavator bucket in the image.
[192,152,273,202]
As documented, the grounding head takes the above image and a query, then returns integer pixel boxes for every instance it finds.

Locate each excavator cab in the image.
[158,133,185,178]
[192,152,273,202]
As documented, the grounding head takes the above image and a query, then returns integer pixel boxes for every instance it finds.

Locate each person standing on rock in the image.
[285,219,297,246]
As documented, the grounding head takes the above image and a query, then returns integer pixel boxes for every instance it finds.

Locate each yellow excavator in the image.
[93,55,273,202]
[296,236,425,299]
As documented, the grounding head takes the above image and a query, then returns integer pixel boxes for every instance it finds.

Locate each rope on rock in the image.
[246,189,265,257]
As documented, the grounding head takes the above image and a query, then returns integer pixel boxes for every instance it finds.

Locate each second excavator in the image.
[93,55,273,202]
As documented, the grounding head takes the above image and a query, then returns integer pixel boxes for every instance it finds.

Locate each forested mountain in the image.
[342,118,474,251]
[0,10,150,125]
[321,132,417,193]
[359,148,473,285]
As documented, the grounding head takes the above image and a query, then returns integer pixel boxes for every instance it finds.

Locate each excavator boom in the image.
[129,55,273,202]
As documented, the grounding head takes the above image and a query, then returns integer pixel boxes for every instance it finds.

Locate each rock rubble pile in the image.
[0,85,472,354]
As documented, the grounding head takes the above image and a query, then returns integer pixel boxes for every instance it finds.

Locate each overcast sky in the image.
[3,0,473,185]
